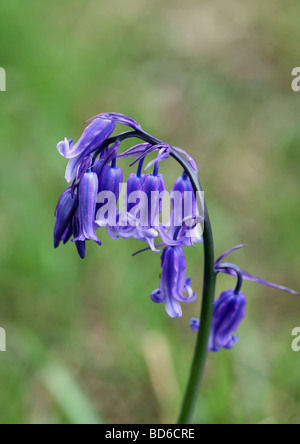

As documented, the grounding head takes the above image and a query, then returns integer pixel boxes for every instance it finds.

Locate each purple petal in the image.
[71,210,86,259]
[95,141,121,179]
[106,225,119,240]
[75,241,86,259]
[209,290,246,352]
[61,223,73,245]
[157,225,181,247]
[76,155,93,182]
[165,296,183,318]
[184,278,197,303]
[86,113,142,131]
[57,138,73,157]
[126,173,144,213]
[150,289,165,304]
[143,235,161,253]
[141,173,166,228]
[65,154,84,184]
[54,187,78,248]
[173,147,198,172]
[144,145,171,171]
[218,265,299,295]
[58,118,115,159]
[215,244,246,266]
[118,143,151,159]
[98,163,123,201]
[129,144,168,168]
[149,245,197,318]
[240,270,299,294]
[65,151,95,184]
[72,172,101,245]
[166,173,203,246]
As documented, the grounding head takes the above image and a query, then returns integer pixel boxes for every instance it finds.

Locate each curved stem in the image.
[105,128,217,423]
[216,263,243,295]
[171,149,216,424]
[177,212,216,423]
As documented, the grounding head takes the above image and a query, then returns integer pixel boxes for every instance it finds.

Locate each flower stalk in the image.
[54,113,298,425]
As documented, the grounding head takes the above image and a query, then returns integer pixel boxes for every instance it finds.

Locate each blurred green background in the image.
[0,0,299,424]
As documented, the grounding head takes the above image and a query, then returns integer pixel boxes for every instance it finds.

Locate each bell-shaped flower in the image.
[141,165,166,229]
[190,289,247,352]
[150,245,197,318]
[167,172,203,247]
[54,187,78,248]
[95,159,123,228]
[72,172,101,245]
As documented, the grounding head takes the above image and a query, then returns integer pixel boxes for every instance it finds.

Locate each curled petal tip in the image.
[57,138,73,158]
[150,289,165,304]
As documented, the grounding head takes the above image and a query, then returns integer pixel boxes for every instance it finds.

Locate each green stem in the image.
[105,130,217,423]
[168,149,216,424]
[177,202,216,424]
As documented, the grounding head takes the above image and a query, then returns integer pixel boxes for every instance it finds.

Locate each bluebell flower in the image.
[95,158,123,229]
[57,118,115,159]
[125,164,144,214]
[167,171,203,247]
[72,171,101,246]
[190,289,247,352]
[86,112,142,131]
[150,245,197,318]
[54,187,78,248]
[141,163,166,229]
[190,245,298,351]
[117,143,152,161]
[57,118,116,183]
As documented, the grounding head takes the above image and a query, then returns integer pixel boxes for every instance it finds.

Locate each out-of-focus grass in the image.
[0,0,299,424]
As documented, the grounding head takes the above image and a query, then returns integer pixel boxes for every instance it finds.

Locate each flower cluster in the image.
[54,113,202,317]
[54,113,298,352]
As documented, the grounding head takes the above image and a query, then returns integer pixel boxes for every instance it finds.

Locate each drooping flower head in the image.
[54,112,297,338]
[53,111,300,429]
